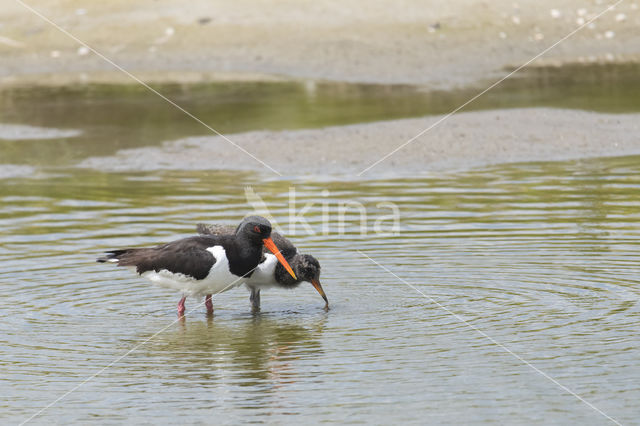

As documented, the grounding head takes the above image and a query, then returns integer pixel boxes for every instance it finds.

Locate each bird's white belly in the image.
[245,253,278,289]
[140,245,244,297]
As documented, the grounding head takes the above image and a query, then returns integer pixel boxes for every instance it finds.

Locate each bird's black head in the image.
[295,254,321,284]
[236,215,272,243]
[297,254,327,305]
[236,216,298,280]
[274,253,316,287]
[275,253,328,305]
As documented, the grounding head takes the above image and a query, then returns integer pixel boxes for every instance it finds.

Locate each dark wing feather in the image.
[100,236,217,280]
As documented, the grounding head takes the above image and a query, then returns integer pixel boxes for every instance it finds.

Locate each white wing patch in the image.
[140,245,244,297]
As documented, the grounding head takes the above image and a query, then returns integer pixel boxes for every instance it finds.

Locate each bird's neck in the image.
[275,255,301,288]
[230,234,264,277]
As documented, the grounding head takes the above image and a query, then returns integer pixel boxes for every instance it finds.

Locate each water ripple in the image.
[1,157,640,423]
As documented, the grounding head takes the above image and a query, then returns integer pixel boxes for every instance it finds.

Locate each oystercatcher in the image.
[197,223,328,311]
[97,216,296,316]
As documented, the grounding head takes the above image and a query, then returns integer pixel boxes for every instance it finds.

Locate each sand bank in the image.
[77,108,640,176]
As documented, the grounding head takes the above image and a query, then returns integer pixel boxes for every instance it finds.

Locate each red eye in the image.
[254,225,261,233]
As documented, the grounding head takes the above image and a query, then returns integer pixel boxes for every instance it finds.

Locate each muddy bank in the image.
[1,0,640,87]
[77,108,640,176]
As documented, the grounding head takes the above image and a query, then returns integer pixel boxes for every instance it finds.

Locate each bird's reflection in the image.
[129,312,326,405]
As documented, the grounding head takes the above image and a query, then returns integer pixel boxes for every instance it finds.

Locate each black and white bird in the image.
[197,223,328,311]
[97,216,296,316]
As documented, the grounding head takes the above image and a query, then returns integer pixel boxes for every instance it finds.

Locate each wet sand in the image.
[77,108,640,176]
[1,0,640,88]
[2,1,640,176]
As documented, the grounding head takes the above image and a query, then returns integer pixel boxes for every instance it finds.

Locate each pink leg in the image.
[177,296,186,317]
[205,294,213,315]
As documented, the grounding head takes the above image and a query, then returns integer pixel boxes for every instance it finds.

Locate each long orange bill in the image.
[263,237,297,280]
[311,279,329,305]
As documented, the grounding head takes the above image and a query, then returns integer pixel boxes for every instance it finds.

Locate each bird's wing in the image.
[107,236,217,280]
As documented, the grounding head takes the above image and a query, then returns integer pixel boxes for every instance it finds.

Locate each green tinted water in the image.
[2,157,640,424]
[1,65,639,424]
[1,63,639,166]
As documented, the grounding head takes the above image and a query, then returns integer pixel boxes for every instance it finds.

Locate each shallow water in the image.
[1,156,639,424]
[1,63,639,168]
[1,64,640,424]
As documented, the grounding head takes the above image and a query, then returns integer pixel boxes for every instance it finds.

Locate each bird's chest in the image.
[246,254,278,286]
[207,245,261,279]
[223,246,262,278]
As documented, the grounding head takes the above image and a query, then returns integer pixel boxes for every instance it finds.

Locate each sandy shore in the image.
[2,1,640,178]
[77,108,640,176]
[1,0,640,87]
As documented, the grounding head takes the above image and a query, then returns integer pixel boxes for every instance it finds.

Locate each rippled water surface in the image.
[2,65,640,424]
[1,156,639,424]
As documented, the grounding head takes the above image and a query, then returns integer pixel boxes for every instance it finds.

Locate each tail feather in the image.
[96,249,136,264]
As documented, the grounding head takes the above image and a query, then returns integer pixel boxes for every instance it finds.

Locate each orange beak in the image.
[263,237,297,280]
[311,278,329,306]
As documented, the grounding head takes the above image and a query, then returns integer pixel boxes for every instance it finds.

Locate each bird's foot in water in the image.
[177,296,186,317]
[205,294,214,315]
[250,288,261,313]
